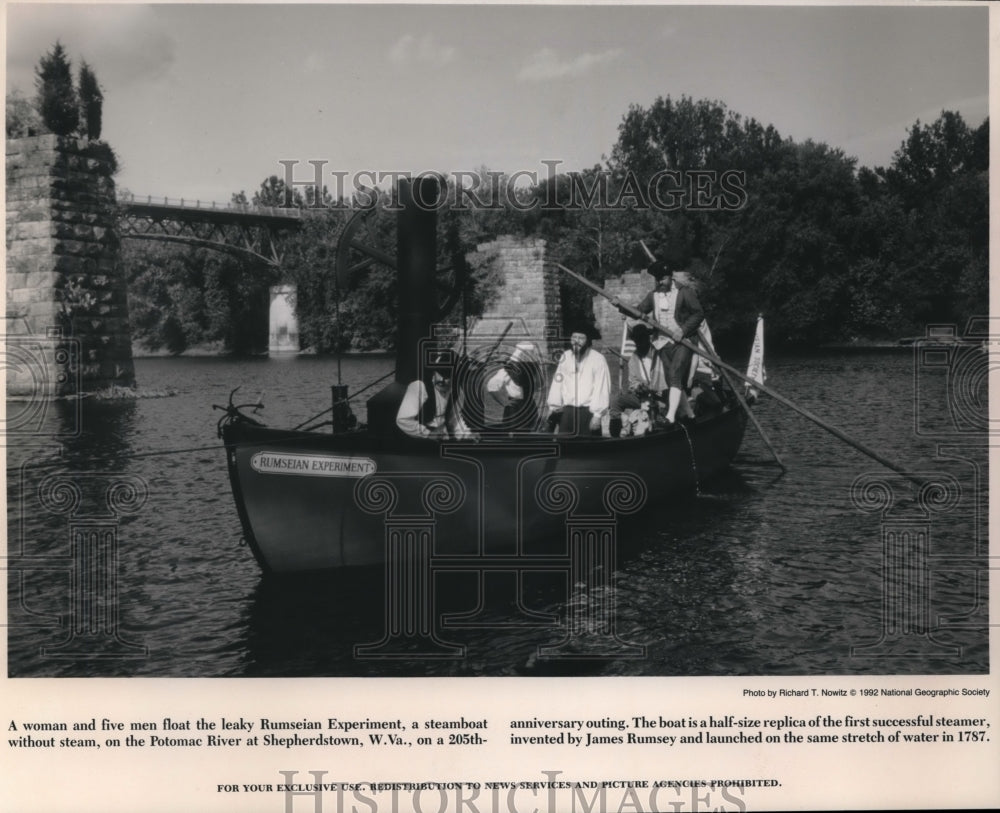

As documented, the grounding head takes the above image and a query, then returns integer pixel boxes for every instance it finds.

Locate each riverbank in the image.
[131,341,394,360]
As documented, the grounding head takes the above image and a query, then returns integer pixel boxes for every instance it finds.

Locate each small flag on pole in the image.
[690,320,719,385]
[620,319,636,358]
[745,315,766,402]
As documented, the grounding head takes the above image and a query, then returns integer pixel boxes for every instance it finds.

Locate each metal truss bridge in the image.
[117,194,309,267]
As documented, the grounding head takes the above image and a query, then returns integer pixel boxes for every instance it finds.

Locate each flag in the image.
[745,315,766,401]
[688,320,719,386]
[620,318,636,358]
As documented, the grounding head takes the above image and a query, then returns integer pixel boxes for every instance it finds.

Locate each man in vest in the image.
[396,352,474,439]
[546,325,611,436]
[636,260,703,425]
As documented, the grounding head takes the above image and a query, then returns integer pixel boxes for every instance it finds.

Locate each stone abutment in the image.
[6,134,135,397]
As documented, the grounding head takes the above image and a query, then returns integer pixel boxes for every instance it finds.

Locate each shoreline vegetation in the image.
[129,339,926,361]
[12,61,986,356]
[120,98,986,358]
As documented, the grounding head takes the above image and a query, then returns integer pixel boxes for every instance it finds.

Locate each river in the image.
[6,348,988,676]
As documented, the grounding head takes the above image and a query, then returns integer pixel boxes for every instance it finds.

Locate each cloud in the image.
[6,5,176,93]
[387,33,458,68]
[516,47,623,82]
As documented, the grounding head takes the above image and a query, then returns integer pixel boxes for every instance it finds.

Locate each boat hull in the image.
[223,408,747,573]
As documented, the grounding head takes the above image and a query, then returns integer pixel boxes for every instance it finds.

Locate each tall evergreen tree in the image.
[77,61,103,139]
[34,42,78,135]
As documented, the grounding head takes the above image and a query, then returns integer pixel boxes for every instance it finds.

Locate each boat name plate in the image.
[250,451,377,478]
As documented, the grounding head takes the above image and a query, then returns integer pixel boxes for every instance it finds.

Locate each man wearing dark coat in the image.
[636,260,704,424]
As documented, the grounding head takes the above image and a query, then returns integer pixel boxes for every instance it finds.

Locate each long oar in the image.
[553,262,924,487]
[715,362,786,471]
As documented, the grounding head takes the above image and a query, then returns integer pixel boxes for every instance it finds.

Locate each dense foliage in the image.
[117,95,986,354]
[9,43,117,168]
[123,238,276,354]
[35,42,78,136]
[536,96,988,349]
[77,61,103,140]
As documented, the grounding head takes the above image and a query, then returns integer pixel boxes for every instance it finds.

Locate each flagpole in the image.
[553,261,924,487]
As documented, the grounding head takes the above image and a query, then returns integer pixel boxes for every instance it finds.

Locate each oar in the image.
[482,320,515,365]
[553,261,924,487]
[715,362,786,471]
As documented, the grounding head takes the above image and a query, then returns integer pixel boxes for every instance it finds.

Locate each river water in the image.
[6,349,989,677]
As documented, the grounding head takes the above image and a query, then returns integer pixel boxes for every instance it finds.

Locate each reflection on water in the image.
[6,351,988,676]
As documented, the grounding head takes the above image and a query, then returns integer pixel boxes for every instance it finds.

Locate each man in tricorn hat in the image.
[636,260,703,425]
[546,324,610,436]
[396,351,474,439]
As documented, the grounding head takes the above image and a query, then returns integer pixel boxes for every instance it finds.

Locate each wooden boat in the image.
[221,405,747,573]
[218,179,750,574]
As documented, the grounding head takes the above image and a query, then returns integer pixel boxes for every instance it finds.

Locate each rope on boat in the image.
[291,369,395,430]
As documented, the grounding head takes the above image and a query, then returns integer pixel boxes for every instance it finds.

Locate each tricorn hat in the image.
[568,322,599,341]
[629,323,653,340]
[647,260,674,281]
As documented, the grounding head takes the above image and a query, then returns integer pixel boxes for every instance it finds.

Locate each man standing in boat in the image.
[396,352,474,439]
[546,325,611,436]
[636,260,703,425]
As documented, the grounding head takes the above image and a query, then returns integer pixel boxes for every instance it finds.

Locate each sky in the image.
[4,2,991,204]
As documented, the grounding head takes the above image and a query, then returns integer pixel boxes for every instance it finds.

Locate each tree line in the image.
[8,45,988,353]
[122,97,987,355]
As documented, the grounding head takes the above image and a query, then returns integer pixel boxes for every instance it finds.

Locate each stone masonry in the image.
[467,236,561,360]
[594,270,657,351]
[6,134,135,396]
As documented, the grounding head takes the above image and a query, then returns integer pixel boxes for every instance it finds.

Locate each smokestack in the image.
[395,176,439,383]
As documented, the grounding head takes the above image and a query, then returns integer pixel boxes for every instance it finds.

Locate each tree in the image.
[77,61,103,139]
[6,90,45,138]
[123,237,276,354]
[254,175,305,208]
[873,112,989,329]
[35,42,78,135]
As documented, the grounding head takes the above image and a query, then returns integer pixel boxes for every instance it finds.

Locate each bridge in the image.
[117,193,312,267]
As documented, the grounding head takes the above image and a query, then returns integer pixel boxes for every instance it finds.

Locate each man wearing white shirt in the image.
[546,327,610,436]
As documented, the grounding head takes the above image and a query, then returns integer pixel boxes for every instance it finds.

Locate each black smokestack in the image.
[395,176,439,383]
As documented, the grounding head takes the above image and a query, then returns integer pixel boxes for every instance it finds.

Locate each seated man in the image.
[610,323,667,436]
[546,326,610,437]
[486,342,542,430]
[396,353,474,439]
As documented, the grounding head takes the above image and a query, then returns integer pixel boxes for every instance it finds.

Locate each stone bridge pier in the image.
[467,236,562,359]
[6,134,135,397]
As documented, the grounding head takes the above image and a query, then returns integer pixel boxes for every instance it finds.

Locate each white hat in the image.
[509,342,537,363]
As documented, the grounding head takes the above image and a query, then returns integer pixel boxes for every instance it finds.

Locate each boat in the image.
[218,179,750,575]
